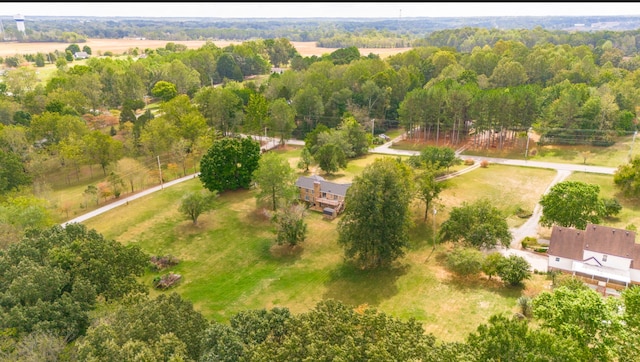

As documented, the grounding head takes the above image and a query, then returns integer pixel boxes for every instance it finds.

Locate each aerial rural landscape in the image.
[2,4,640,360]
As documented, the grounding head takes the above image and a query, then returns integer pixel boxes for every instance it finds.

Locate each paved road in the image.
[61,173,201,227]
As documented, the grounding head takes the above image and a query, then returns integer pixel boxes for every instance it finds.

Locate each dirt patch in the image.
[0,39,411,58]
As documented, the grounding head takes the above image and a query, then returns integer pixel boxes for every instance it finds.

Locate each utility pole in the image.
[525,127,532,160]
[432,207,437,251]
[629,130,638,162]
[157,155,164,190]
[371,119,375,138]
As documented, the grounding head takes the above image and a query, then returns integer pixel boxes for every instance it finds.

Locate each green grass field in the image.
[82,155,563,342]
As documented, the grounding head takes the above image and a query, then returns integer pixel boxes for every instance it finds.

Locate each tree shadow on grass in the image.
[322,262,409,307]
[434,251,523,298]
[257,238,303,265]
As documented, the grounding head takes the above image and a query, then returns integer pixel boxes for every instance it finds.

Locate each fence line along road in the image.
[61,173,200,228]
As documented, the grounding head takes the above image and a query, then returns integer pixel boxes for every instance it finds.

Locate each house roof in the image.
[547,225,585,260]
[295,175,351,197]
[584,224,636,258]
[548,224,639,265]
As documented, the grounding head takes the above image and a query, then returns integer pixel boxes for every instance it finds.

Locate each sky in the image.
[1,2,640,19]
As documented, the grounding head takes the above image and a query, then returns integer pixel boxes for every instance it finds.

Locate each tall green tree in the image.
[338,157,413,269]
[439,198,512,249]
[268,98,296,145]
[150,80,178,102]
[244,93,269,137]
[532,286,623,361]
[539,181,605,229]
[415,167,446,222]
[82,130,123,176]
[199,137,260,193]
[76,293,208,362]
[252,152,297,211]
[314,142,347,175]
[614,157,640,199]
[0,149,31,194]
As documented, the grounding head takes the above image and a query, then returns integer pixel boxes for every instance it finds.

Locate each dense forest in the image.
[3,19,640,360]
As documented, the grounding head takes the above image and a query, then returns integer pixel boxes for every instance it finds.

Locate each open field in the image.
[0,38,412,59]
[81,151,562,343]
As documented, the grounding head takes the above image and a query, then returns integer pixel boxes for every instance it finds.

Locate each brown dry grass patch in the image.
[0,39,412,59]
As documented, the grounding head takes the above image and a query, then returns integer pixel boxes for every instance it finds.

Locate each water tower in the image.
[14,14,25,33]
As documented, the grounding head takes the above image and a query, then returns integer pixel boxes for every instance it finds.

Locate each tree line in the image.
[4,222,640,361]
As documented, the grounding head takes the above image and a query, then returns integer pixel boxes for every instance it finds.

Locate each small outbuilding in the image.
[323,207,337,220]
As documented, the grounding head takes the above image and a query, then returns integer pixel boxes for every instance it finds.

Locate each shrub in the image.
[445,247,484,277]
[517,296,533,318]
[496,255,531,286]
[480,160,489,168]
[464,159,475,165]
[515,207,533,218]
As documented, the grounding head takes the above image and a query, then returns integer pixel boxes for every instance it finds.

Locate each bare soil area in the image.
[0,38,411,59]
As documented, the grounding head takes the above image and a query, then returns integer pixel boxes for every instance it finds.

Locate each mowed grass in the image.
[82,159,560,343]
[437,164,558,228]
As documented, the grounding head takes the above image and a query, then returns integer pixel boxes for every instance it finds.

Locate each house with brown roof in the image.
[547,224,639,287]
[295,175,351,217]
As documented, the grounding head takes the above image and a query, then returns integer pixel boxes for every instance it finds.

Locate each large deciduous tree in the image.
[252,152,297,211]
[338,157,413,269]
[614,156,640,199]
[439,198,512,249]
[0,149,31,194]
[268,98,296,145]
[539,180,605,229]
[76,293,209,362]
[199,137,260,193]
[0,223,148,340]
[532,286,623,361]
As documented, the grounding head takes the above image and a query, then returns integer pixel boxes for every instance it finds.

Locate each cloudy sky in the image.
[1,2,640,18]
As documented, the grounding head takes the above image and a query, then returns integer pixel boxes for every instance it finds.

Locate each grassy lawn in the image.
[82,160,560,343]
[437,164,558,229]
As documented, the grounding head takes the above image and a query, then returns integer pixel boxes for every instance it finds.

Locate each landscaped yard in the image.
[82,154,559,343]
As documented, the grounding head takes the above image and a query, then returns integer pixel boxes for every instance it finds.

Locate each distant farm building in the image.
[74,51,90,60]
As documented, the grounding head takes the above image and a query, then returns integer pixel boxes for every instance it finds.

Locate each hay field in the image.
[0,38,411,58]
